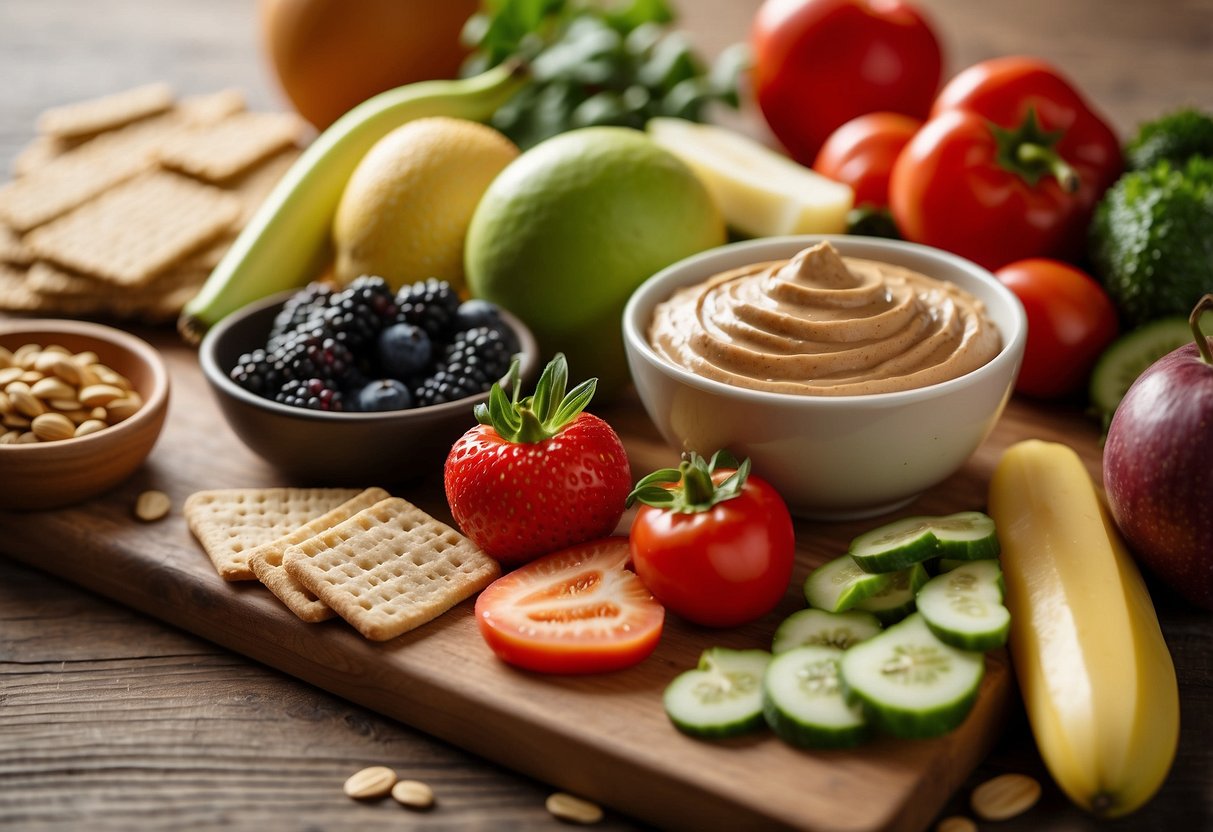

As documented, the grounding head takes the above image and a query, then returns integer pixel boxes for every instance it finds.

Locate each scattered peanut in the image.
[0,344,144,444]
[545,792,604,825]
[390,779,435,810]
[343,766,397,800]
[936,816,978,832]
[134,490,172,522]
[971,773,1041,821]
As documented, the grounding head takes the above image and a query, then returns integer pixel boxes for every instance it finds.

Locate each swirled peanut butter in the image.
[648,242,1001,395]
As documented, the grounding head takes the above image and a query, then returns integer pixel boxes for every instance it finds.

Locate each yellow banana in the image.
[988,439,1179,818]
[178,62,528,344]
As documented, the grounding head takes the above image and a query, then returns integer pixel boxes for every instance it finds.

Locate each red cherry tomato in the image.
[994,258,1119,398]
[629,462,796,628]
[474,537,664,674]
[813,112,922,208]
[750,0,942,165]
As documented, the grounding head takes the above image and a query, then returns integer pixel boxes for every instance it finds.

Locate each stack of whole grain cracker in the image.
[0,83,306,322]
[185,487,501,641]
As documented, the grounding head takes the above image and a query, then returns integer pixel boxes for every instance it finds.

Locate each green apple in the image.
[464,126,726,396]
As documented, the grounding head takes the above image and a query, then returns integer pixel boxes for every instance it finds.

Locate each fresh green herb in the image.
[462,0,746,149]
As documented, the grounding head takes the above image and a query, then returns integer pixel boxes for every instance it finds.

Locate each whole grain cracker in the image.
[36,82,174,141]
[184,488,362,582]
[227,146,301,224]
[0,224,32,266]
[158,111,306,183]
[248,487,391,623]
[0,263,40,312]
[0,111,183,231]
[10,134,77,178]
[177,88,246,127]
[283,497,500,641]
[25,170,239,286]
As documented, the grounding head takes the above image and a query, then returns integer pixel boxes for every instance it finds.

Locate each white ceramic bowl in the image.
[622,235,1026,519]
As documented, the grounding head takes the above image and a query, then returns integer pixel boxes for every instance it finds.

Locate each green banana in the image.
[178,62,529,344]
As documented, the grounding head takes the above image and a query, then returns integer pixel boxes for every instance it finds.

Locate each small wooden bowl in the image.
[0,319,170,511]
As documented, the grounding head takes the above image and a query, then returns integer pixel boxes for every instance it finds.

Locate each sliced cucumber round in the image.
[916,560,1009,651]
[849,515,939,573]
[849,511,999,572]
[852,562,929,625]
[1089,316,1206,428]
[763,645,868,749]
[803,554,893,613]
[771,608,882,654]
[839,613,984,739]
[663,648,772,738]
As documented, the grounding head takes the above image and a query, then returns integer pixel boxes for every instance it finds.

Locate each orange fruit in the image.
[259,0,478,130]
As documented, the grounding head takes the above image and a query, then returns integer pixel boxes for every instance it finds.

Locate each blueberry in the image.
[377,323,432,379]
[356,379,413,412]
[454,300,519,353]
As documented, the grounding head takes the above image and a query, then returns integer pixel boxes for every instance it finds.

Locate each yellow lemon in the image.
[332,116,518,291]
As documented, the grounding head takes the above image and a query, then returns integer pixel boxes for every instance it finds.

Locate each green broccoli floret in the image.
[1089,156,1213,326]
[1125,108,1213,170]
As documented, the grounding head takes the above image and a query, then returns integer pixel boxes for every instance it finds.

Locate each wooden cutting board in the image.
[0,330,1103,832]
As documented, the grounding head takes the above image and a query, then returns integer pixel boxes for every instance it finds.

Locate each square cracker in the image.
[159,111,306,183]
[0,225,31,266]
[0,263,39,312]
[25,170,239,286]
[248,487,391,623]
[184,488,362,582]
[284,497,501,641]
[36,82,174,141]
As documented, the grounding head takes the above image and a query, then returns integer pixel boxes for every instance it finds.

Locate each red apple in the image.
[1103,294,1213,610]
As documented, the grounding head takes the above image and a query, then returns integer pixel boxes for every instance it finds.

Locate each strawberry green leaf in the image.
[475,353,598,444]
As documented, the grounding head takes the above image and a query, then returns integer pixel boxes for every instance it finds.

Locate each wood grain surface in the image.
[2,1,1212,831]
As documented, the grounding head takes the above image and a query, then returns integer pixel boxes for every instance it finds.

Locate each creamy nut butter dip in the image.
[648,242,1001,395]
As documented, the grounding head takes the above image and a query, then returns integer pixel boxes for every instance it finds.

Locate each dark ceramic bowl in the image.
[0,319,170,510]
[199,291,539,485]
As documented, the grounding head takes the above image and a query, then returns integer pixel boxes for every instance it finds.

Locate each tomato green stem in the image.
[627,450,751,513]
[1016,143,1079,192]
[990,107,1081,191]
[1192,294,1213,365]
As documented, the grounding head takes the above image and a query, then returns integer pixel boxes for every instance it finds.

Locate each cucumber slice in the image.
[771,609,882,654]
[916,560,1010,651]
[803,554,894,613]
[852,563,929,625]
[763,645,868,749]
[839,613,985,739]
[849,511,999,572]
[663,648,772,738]
[1089,315,1210,427]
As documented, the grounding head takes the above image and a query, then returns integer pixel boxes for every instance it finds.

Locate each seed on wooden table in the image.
[74,419,108,437]
[343,766,397,799]
[545,792,603,825]
[971,773,1041,821]
[390,779,434,810]
[80,383,126,408]
[936,816,978,832]
[134,490,172,522]
[31,412,75,442]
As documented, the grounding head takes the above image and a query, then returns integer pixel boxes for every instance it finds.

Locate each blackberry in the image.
[269,282,333,341]
[324,275,399,348]
[395,278,460,340]
[269,329,357,385]
[412,369,485,407]
[229,349,283,397]
[275,378,346,411]
[440,326,513,386]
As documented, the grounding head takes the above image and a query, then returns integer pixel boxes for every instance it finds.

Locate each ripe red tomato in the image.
[629,458,796,628]
[813,112,922,208]
[750,0,942,165]
[474,537,665,674]
[994,258,1119,398]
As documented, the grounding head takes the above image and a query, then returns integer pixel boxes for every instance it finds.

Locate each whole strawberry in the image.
[444,353,631,566]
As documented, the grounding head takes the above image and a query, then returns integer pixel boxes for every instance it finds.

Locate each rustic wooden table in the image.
[1,1,1210,830]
